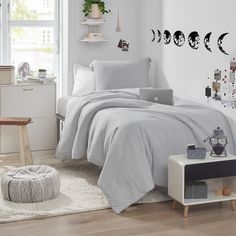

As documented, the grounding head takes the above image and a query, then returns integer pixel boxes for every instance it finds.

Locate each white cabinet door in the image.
[0,84,56,117]
[0,117,56,153]
[29,117,57,151]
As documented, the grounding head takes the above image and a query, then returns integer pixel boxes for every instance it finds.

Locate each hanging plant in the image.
[83,0,111,18]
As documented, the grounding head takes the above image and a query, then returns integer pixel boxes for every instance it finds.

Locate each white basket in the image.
[0,66,15,85]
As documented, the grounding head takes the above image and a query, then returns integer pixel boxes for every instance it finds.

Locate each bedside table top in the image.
[0,82,56,87]
[169,152,236,166]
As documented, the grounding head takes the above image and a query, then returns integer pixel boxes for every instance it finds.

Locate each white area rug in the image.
[0,157,170,223]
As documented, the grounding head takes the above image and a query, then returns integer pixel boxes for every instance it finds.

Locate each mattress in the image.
[57,96,74,118]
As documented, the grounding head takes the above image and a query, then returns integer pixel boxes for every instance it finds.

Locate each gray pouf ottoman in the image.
[1,165,60,203]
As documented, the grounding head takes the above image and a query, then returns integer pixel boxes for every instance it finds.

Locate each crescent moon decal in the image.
[204,32,212,52]
[188,31,200,50]
[151,29,156,42]
[217,33,229,55]
[157,29,161,43]
[163,30,172,45]
[173,30,185,47]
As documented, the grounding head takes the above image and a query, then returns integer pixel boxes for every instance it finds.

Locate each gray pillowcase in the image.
[90,58,151,91]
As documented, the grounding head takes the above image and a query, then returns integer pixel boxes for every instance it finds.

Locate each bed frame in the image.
[56,113,65,143]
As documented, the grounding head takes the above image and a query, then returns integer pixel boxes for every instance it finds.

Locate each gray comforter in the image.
[56,90,236,214]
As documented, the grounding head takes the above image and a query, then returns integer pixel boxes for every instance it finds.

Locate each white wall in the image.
[141,0,236,99]
[63,0,141,95]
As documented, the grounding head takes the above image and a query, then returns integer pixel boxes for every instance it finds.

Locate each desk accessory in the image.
[204,127,227,157]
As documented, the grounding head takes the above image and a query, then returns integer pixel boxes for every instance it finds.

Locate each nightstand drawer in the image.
[0,85,56,117]
[185,161,236,181]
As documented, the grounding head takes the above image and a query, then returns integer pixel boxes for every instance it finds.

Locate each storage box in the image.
[187,147,207,159]
[0,66,15,85]
[185,181,208,199]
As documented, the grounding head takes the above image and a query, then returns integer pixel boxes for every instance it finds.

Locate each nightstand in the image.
[168,153,236,218]
[0,83,56,153]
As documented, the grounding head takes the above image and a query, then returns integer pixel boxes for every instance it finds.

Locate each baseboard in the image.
[0,150,56,159]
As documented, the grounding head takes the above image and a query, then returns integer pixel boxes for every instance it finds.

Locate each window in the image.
[0,0,60,77]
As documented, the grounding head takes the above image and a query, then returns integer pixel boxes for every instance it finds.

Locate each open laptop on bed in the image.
[139,88,173,105]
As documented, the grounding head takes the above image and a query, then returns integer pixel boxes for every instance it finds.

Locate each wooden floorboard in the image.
[1,156,236,236]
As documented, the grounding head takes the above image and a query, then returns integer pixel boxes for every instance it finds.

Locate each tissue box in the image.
[187,148,207,159]
[185,181,208,199]
[0,66,15,84]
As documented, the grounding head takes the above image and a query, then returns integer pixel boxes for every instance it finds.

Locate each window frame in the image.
[0,0,60,78]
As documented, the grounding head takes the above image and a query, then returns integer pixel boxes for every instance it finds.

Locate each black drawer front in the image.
[185,160,236,181]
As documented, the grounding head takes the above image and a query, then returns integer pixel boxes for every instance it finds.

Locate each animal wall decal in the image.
[150,29,230,55]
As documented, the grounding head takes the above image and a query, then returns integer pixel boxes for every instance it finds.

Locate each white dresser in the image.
[0,83,56,153]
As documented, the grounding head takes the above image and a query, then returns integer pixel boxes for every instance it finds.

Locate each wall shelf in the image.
[81,38,109,43]
[82,19,108,26]
[81,18,109,43]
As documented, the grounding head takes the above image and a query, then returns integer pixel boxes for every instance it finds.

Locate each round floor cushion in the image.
[1,165,60,203]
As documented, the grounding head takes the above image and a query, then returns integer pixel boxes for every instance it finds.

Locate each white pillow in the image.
[72,64,95,96]
[90,58,151,91]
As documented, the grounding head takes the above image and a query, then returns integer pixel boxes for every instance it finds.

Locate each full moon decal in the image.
[151,29,156,42]
[204,32,212,52]
[163,30,172,44]
[157,29,161,43]
[217,33,229,55]
[173,31,185,47]
[188,31,200,50]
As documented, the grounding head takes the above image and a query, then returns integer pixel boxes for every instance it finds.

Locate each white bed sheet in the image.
[57,96,74,118]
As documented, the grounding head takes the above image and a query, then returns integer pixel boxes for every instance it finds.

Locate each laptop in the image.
[139,88,173,105]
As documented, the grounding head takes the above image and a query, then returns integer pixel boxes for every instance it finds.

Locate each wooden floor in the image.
[1,156,236,236]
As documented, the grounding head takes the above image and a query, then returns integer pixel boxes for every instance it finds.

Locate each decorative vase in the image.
[89,4,102,19]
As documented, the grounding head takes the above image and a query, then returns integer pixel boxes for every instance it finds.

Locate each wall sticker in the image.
[163,30,172,44]
[217,33,229,55]
[150,29,230,55]
[204,32,212,52]
[157,30,162,43]
[151,29,156,42]
[188,31,200,50]
[173,31,185,47]
[117,39,129,52]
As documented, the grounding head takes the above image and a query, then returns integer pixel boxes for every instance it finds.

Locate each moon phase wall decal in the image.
[157,30,161,43]
[173,31,185,47]
[150,29,230,56]
[188,31,200,49]
[163,30,172,44]
[151,29,156,42]
[204,32,212,52]
[217,33,229,55]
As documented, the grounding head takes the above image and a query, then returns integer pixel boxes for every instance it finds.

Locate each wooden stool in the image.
[0,117,33,165]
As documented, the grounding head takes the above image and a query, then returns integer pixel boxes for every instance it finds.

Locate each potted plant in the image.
[83,0,111,19]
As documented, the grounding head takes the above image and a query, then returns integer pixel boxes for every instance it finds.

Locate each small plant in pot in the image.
[83,0,111,19]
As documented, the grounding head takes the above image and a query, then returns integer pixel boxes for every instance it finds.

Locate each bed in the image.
[56,59,236,214]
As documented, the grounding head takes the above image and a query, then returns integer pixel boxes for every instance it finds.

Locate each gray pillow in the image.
[90,58,151,91]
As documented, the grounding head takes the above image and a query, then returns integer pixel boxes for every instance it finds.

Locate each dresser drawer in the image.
[0,117,57,153]
[0,84,56,117]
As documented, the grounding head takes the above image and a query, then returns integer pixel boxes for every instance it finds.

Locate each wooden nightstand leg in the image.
[184,206,189,218]
[172,200,177,210]
[230,200,236,211]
